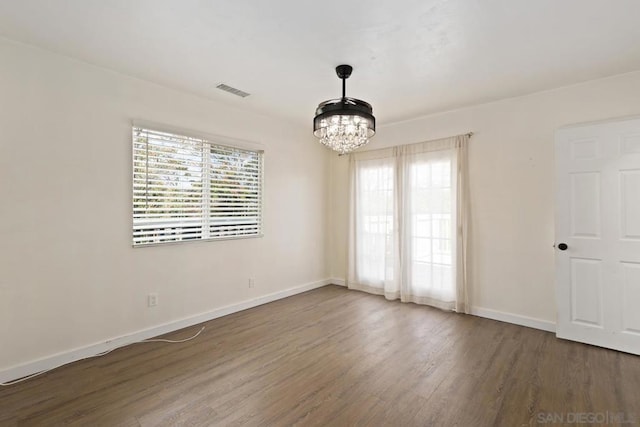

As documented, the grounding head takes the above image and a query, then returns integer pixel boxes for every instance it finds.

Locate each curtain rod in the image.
[340,131,474,156]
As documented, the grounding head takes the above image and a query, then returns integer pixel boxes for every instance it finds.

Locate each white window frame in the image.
[132,123,264,247]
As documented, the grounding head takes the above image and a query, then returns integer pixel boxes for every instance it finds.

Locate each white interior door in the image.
[555,117,640,355]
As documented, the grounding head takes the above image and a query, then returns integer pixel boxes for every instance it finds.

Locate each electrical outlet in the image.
[248,278,255,288]
[147,293,158,307]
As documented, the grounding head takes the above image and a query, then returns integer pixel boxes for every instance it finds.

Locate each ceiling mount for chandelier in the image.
[313,64,375,155]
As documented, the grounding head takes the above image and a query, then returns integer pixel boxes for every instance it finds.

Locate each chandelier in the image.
[313,65,375,155]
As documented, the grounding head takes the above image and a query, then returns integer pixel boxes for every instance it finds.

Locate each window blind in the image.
[132,127,263,246]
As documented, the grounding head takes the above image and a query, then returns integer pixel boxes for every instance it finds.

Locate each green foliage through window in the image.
[133,127,263,246]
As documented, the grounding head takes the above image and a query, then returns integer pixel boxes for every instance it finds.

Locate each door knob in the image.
[557,243,568,251]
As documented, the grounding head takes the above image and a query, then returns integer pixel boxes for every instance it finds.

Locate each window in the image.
[132,126,263,246]
[348,134,469,312]
[356,158,395,284]
[353,153,455,299]
[407,154,455,301]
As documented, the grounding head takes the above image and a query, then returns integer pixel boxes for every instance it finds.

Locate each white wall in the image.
[0,38,330,375]
[4,34,640,379]
[330,70,640,325]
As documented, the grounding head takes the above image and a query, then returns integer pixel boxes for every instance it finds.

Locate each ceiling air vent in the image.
[216,83,250,98]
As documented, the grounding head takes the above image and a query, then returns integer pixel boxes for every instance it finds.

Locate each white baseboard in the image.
[327,277,555,333]
[0,278,331,384]
[469,306,556,333]
[329,277,346,286]
[1,280,556,384]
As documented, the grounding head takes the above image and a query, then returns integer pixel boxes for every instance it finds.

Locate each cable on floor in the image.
[0,326,206,387]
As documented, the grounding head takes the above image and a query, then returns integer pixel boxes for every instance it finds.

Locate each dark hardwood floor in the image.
[1,285,639,426]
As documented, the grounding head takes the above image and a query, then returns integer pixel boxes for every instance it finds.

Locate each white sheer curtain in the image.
[347,135,469,312]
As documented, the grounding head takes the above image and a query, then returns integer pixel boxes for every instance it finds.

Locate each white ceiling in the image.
[2,0,640,127]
